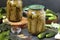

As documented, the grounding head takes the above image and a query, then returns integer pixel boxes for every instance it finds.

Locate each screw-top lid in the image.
[29,5,45,10]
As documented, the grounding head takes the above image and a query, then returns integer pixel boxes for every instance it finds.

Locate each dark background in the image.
[0,0,60,12]
[0,0,60,40]
[0,0,60,22]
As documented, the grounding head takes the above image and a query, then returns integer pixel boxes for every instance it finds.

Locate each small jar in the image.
[6,0,22,22]
[28,5,45,35]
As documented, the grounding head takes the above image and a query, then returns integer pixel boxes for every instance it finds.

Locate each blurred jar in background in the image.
[7,0,22,22]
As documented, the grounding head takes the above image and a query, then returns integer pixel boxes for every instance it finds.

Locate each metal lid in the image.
[29,5,45,10]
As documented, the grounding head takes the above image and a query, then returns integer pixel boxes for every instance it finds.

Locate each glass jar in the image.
[6,0,22,22]
[28,5,45,35]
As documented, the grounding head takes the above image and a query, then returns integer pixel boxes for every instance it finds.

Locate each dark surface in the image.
[0,0,60,13]
[10,28,57,40]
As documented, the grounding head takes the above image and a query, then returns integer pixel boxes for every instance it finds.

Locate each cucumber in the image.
[46,31,56,38]
[48,16,57,20]
[46,9,55,14]
[37,32,47,39]
[46,14,54,17]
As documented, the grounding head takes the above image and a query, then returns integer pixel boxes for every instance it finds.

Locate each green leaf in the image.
[0,31,10,40]
[58,25,60,33]
[0,14,3,19]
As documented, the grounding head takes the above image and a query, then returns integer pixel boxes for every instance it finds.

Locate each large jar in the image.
[6,0,22,22]
[28,5,45,35]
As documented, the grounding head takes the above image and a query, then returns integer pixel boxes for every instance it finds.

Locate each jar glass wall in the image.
[28,5,45,35]
[6,0,22,22]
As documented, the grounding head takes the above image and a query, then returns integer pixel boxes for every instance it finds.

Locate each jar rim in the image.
[29,5,45,10]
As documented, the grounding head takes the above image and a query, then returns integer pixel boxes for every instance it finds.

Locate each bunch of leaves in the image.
[0,23,11,32]
[0,7,6,14]
[0,14,3,19]
[0,7,6,19]
[0,23,11,40]
[0,30,10,40]
[58,25,60,33]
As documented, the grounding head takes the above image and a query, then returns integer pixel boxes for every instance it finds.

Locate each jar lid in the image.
[29,5,45,10]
